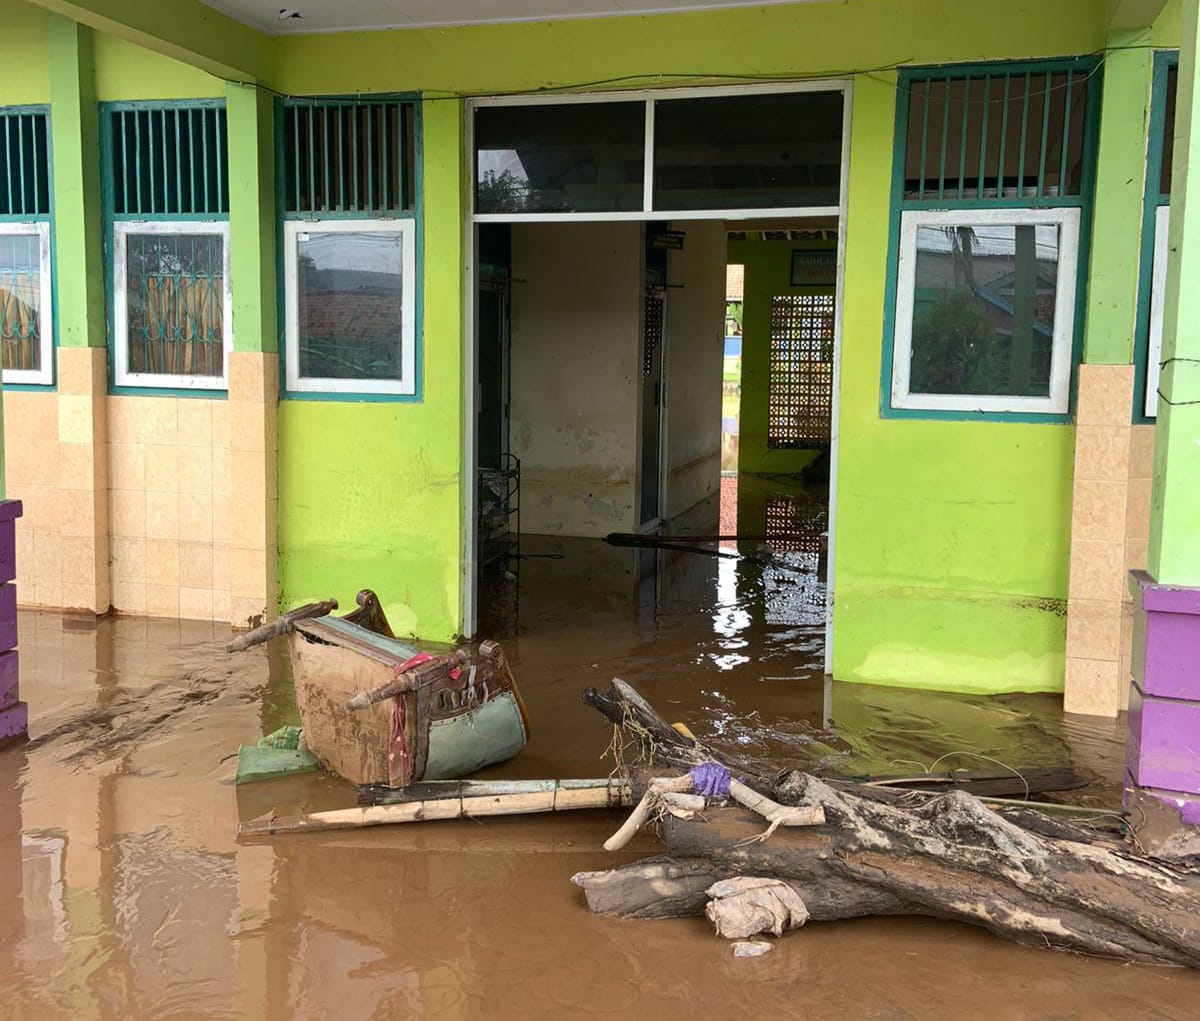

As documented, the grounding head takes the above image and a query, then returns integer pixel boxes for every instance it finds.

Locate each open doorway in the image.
[471,215,839,674]
[720,264,743,545]
[464,82,850,696]
[719,224,838,641]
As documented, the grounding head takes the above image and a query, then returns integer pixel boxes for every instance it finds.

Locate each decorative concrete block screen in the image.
[642,287,664,378]
[767,293,834,448]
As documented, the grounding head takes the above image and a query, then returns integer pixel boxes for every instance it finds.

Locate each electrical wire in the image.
[211,39,1159,106]
[1155,357,1200,406]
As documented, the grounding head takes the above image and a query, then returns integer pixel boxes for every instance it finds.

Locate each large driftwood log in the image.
[576,679,1200,967]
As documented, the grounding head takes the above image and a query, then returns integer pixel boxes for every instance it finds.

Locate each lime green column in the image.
[1148,0,1200,586]
[1063,30,1155,715]
[223,83,279,627]
[48,14,104,349]
[225,82,276,355]
[1083,31,1154,364]
[47,15,110,615]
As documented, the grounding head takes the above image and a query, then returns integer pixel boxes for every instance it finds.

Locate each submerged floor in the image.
[4,489,1200,1017]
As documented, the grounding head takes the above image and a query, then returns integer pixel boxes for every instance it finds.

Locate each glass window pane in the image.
[908,222,1060,398]
[126,233,224,377]
[475,102,646,213]
[297,231,404,380]
[0,233,42,372]
[653,91,843,211]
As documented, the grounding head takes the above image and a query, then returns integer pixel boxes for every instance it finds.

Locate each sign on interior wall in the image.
[790,250,837,287]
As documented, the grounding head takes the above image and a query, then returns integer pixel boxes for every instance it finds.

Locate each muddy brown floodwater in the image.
[4,528,1200,1019]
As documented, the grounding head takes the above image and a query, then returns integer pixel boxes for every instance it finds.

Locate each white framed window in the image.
[1145,204,1170,419]
[0,221,53,386]
[891,207,1080,415]
[283,219,417,396]
[112,220,231,390]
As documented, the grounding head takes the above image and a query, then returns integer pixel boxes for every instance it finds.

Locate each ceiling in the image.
[199,0,819,35]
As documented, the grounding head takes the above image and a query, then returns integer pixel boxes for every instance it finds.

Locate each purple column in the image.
[1126,570,1200,832]
[0,500,25,745]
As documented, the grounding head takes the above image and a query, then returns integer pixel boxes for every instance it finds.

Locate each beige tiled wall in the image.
[3,361,237,622]
[1121,424,1155,700]
[5,390,67,609]
[228,352,278,628]
[5,347,110,614]
[108,396,232,622]
[1064,364,1136,717]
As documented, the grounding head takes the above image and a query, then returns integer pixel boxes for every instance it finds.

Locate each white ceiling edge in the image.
[199,0,828,37]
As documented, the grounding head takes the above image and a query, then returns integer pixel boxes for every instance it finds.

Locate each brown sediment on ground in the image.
[1,525,1195,1019]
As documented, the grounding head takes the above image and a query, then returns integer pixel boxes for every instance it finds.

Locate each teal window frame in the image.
[880,58,1102,423]
[275,95,424,403]
[1133,50,1178,423]
[99,98,230,399]
[0,104,56,390]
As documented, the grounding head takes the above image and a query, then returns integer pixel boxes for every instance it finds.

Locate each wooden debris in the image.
[226,600,337,653]
[577,678,1200,968]
[603,773,824,851]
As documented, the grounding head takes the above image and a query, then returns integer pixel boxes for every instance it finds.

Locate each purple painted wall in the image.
[0,499,24,746]
[1126,570,1200,828]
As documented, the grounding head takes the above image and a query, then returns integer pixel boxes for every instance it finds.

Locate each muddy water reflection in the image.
[2,536,1199,1018]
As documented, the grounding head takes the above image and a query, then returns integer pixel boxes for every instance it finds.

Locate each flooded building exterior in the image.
[1,0,1198,726]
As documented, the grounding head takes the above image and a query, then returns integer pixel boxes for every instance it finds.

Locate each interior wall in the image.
[509,222,642,537]
[662,220,726,521]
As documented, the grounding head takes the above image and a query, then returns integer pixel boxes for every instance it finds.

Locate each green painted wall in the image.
[225,83,276,354]
[1150,0,1200,586]
[270,0,1100,671]
[1,0,1149,683]
[1154,0,1183,43]
[1083,34,1154,363]
[0,2,51,103]
[832,75,1075,693]
[728,237,832,475]
[48,15,104,349]
[276,100,465,640]
[0,3,222,103]
[270,1,1106,94]
[92,32,221,101]
[24,0,271,83]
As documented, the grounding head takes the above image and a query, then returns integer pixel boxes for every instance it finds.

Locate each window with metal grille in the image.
[108,106,228,216]
[902,67,1092,202]
[887,60,1099,417]
[281,100,416,215]
[1,107,53,385]
[280,98,421,397]
[1137,52,1178,420]
[768,293,834,448]
[102,101,231,390]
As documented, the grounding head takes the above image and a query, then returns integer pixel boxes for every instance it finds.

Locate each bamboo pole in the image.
[237,778,633,839]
